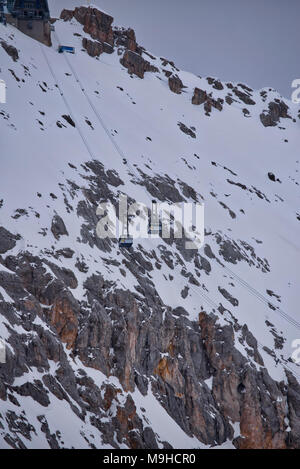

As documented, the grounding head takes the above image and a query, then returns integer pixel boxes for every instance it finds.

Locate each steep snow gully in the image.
[0,4,300,449]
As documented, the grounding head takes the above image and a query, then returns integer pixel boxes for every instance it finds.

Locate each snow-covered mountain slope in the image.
[0,5,299,449]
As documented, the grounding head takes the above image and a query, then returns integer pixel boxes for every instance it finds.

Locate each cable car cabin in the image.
[119,207,133,248]
[148,221,162,236]
[118,235,133,249]
[148,200,162,236]
[58,45,75,54]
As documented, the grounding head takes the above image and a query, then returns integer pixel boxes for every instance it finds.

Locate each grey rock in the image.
[1,41,19,62]
[51,215,68,240]
[0,227,18,254]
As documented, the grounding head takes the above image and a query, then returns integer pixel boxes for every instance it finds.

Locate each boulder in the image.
[51,215,68,240]
[168,74,184,94]
[192,88,223,114]
[192,87,207,105]
[178,122,196,138]
[82,37,114,57]
[82,38,103,57]
[260,100,291,127]
[120,50,158,79]
[207,77,224,90]
[1,41,19,62]
[0,227,18,254]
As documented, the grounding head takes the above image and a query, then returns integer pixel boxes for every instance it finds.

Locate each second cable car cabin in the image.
[148,200,162,236]
[119,213,133,249]
[118,200,161,248]
[119,233,133,249]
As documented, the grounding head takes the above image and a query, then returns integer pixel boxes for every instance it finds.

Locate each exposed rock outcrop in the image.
[260,100,291,127]
[0,41,19,62]
[192,87,207,105]
[168,74,184,94]
[207,77,224,90]
[60,6,114,46]
[286,371,300,448]
[82,38,103,57]
[82,36,114,57]
[50,292,79,350]
[199,312,287,449]
[192,87,223,115]
[51,214,68,240]
[232,87,256,105]
[178,122,196,138]
[120,50,158,79]
[114,27,140,53]
[0,227,19,254]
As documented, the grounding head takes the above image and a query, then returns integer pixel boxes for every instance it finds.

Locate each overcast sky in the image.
[49,0,300,99]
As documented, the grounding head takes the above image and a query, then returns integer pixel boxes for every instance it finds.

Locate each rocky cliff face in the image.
[0,5,299,449]
[61,6,114,46]
[0,161,299,449]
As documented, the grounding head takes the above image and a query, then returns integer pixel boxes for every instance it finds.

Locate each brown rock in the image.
[191,88,223,114]
[232,87,256,105]
[60,9,74,22]
[114,28,139,52]
[199,311,288,449]
[161,58,179,71]
[207,77,224,90]
[120,50,158,79]
[61,7,114,46]
[192,88,207,105]
[50,293,79,350]
[168,74,184,94]
[82,38,103,57]
[154,356,185,394]
[126,28,137,52]
[82,38,113,57]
